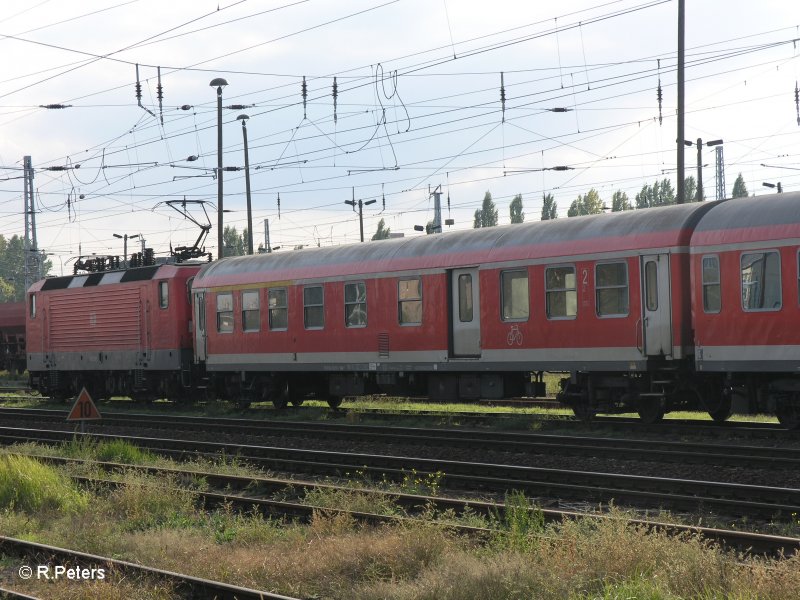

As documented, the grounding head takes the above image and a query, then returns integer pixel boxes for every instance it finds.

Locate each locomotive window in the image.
[242,290,260,332]
[216,293,233,333]
[702,255,721,313]
[545,266,577,319]
[29,293,36,319]
[741,251,781,311]
[458,274,473,322]
[268,288,288,330]
[645,262,658,311]
[398,278,422,325]
[158,281,169,309]
[501,270,529,321]
[344,282,367,328]
[304,285,324,329]
[595,262,629,317]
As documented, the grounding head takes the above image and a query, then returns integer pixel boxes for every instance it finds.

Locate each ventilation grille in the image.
[378,332,390,358]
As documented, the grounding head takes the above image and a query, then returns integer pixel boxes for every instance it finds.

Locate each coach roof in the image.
[194,200,718,286]
[692,192,800,246]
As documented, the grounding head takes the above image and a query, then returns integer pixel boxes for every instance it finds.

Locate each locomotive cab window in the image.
[304,285,324,329]
[702,255,721,313]
[741,251,781,311]
[595,262,629,317]
[216,293,233,333]
[242,290,260,332]
[158,281,169,309]
[545,266,577,319]
[29,293,36,318]
[501,270,529,321]
[268,288,288,330]
[345,282,367,327]
[398,278,422,325]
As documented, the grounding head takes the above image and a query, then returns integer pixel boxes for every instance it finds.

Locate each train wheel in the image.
[707,395,732,424]
[775,395,800,430]
[327,396,343,409]
[571,403,595,422]
[270,381,290,409]
[697,382,731,423]
[290,397,304,407]
[636,396,665,424]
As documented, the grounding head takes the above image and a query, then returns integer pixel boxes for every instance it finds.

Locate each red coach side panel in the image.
[193,201,716,375]
[691,193,800,372]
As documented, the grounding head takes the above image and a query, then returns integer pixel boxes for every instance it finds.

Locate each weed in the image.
[105,472,196,531]
[0,454,87,513]
[398,469,444,496]
[493,490,546,551]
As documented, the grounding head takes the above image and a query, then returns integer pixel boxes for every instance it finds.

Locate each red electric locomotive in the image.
[0,301,26,374]
[27,263,201,401]
[191,200,718,417]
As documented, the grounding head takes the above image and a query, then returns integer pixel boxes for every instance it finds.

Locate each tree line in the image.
[371,172,750,237]
[0,235,53,302]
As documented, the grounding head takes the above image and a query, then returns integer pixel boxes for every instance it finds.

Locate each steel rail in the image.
[0,536,299,600]
[40,454,800,558]
[1,426,799,519]
[0,407,796,469]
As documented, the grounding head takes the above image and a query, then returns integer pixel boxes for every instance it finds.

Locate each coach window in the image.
[304,285,324,329]
[29,293,36,318]
[345,282,367,327]
[242,290,260,332]
[268,288,288,330]
[158,281,169,309]
[216,292,234,333]
[501,270,529,321]
[545,266,577,319]
[645,262,658,311]
[741,251,781,311]
[458,274,473,322]
[398,278,422,325]
[595,262,629,317]
[797,250,800,306]
[702,255,721,313]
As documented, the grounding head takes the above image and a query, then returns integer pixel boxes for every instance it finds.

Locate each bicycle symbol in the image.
[506,324,523,346]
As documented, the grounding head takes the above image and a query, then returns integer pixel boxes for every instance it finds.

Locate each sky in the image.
[0,0,798,275]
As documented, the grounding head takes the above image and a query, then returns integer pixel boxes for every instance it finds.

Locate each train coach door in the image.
[194,291,207,363]
[451,268,481,357]
[641,254,672,357]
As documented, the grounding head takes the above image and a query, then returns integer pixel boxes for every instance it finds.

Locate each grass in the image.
[2,451,800,600]
[0,454,87,513]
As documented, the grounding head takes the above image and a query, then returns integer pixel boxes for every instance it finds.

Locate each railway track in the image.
[3,450,794,559]
[0,401,790,439]
[1,425,799,521]
[0,536,298,600]
[0,407,796,470]
[56,454,800,557]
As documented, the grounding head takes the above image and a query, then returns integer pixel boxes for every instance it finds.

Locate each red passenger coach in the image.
[0,301,26,374]
[690,193,800,426]
[27,264,201,401]
[192,201,715,416]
